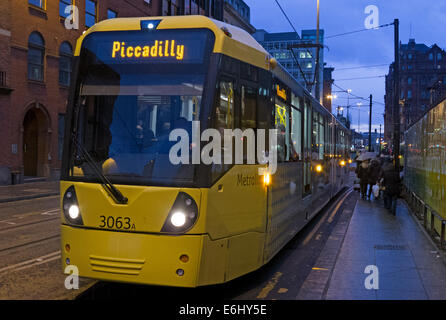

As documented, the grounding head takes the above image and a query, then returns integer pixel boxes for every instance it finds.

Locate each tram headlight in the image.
[161,192,198,234]
[170,211,187,228]
[63,186,83,225]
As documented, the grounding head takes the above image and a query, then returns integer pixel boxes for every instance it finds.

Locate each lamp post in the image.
[315,0,321,102]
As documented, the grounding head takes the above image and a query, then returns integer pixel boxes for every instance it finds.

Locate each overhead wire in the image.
[325,22,394,39]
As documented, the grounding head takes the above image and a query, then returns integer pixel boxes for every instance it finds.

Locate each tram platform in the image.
[0,180,59,203]
[298,195,446,300]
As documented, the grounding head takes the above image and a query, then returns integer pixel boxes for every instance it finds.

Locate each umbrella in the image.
[356,152,378,161]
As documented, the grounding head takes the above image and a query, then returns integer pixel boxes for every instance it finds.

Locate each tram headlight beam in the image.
[161,192,199,234]
[63,186,84,225]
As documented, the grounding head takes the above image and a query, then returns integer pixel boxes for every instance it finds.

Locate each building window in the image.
[59,42,73,86]
[407,90,412,99]
[59,0,72,17]
[438,53,443,60]
[29,0,46,9]
[408,53,412,60]
[407,77,412,85]
[28,32,45,81]
[305,62,312,69]
[86,0,97,28]
[107,9,117,19]
[429,53,433,60]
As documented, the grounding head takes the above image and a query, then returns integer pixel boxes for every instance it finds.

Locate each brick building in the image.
[384,39,446,144]
[0,0,231,185]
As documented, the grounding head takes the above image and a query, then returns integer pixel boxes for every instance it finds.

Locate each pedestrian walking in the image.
[367,158,382,200]
[355,159,370,200]
[381,162,401,215]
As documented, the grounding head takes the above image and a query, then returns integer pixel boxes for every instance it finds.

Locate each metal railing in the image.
[403,184,446,250]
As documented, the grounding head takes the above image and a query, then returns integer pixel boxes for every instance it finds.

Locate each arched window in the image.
[59,42,73,86]
[28,32,45,81]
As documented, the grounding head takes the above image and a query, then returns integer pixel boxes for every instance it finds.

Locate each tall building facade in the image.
[384,39,446,144]
[253,29,325,104]
[161,0,254,33]
[161,0,224,20]
[222,0,255,34]
[0,0,227,185]
[323,66,334,114]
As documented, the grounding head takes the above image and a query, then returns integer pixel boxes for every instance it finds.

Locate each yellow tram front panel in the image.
[61,225,204,287]
[61,164,268,287]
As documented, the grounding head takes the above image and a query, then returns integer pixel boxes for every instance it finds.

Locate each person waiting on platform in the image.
[381,160,401,215]
[355,159,370,200]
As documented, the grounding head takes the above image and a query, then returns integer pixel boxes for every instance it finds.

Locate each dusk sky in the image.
[244,0,446,133]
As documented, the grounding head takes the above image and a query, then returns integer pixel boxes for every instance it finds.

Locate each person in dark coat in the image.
[367,158,382,200]
[355,160,370,200]
[382,163,401,215]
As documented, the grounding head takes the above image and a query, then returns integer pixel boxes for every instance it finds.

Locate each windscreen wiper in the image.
[71,133,128,205]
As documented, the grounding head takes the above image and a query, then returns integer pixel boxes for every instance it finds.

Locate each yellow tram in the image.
[61,16,350,287]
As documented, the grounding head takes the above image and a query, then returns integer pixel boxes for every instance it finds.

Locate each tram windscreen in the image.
[67,29,215,186]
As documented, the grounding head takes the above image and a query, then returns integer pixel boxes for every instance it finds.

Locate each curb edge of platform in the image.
[0,192,60,204]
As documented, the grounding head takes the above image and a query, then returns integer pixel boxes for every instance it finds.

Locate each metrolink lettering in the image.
[111,40,184,60]
[237,174,258,187]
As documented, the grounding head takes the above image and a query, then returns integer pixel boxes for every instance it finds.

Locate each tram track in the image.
[0,215,59,232]
[0,234,60,254]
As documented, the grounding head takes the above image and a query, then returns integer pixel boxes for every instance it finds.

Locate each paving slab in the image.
[0,181,59,203]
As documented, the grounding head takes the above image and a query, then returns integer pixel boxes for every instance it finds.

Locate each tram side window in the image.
[290,93,302,161]
[241,85,257,163]
[212,80,235,181]
[312,112,324,160]
[275,102,290,162]
[257,70,272,156]
[303,99,312,195]
[215,81,235,131]
[241,86,257,130]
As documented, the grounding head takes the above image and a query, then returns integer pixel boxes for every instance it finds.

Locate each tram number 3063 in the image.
[99,216,136,230]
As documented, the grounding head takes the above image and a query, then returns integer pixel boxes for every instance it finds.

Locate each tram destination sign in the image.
[82,29,214,65]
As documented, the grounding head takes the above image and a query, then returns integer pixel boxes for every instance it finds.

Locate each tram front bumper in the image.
[61,225,204,287]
